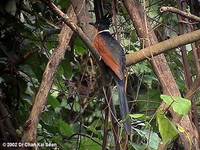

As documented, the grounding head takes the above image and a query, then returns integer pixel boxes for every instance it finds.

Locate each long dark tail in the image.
[116,79,131,134]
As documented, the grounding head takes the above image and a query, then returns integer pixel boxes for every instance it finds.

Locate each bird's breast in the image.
[93,32,125,80]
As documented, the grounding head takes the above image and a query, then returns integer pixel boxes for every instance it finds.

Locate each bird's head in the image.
[90,13,112,31]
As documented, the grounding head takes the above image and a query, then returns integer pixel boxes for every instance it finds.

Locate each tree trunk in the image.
[22,6,77,143]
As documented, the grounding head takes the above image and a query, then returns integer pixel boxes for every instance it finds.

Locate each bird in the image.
[90,15,131,134]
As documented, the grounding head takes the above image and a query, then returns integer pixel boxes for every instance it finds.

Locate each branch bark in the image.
[126,29,200,65]
[21,6,77,143]
[42,0,100,61]
[160,6,200,22]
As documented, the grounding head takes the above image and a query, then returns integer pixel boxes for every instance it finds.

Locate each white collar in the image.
[97,30,110,35]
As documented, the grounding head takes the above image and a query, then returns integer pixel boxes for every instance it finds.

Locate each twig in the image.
[186,76,200,99]
[160,6,200,22]
[102,87,120,127]
[105,87,121,150]
[67,133,102,146]
[102,94,109,150]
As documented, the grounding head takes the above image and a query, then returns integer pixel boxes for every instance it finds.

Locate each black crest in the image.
[91,13,112,30]
[90,0,112,31]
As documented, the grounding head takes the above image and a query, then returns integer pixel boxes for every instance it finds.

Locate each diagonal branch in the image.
[42,0,100,61]
[126,29,200,66]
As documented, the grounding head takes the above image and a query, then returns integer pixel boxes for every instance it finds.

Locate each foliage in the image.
[156,112,178,145]
[161,95,191,116]
[0,0,198,150]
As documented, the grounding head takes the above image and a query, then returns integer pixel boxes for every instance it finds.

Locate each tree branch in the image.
[126,29,200,66]
[42,0,100,61]
[160,6,200,22]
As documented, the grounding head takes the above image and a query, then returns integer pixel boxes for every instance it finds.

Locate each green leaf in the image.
[129,114,149,120]
[58,119,74,137]
[86,120,102,136]
[130,143,146,150]
[80,138,101,150]
[129,114,144,118]
[48,95,60,109]
[26,53,48,82]
[56,0,70,10]
[63,143,72,150]
[156,112,178,145]
[143,130,161,149]
[61,59,73,79]
[51,135,63,144]
[138,89,162,112]
[134,128,161,150]
[160,95,191,116]
[74,37,87,55]
[60,100,68,109]
[130,31,138,43]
